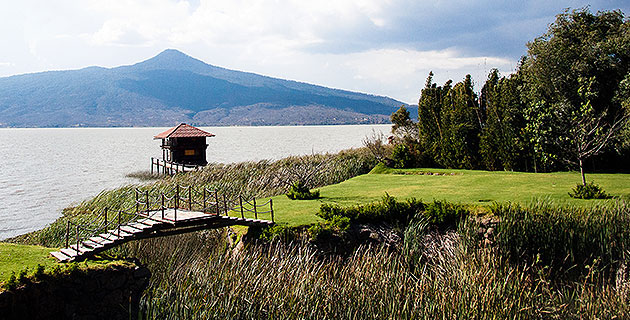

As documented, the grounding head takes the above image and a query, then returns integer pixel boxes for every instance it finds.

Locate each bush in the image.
[259,225,301,242]
[421,200,468,229]
[307,223,335,242]
[569,181,610,199]
[391,144,414,168]
[330,215,351,232]
[33,264,46,281]
[318,194,423,225]
[2,272,19,291]
[286,180,320,200]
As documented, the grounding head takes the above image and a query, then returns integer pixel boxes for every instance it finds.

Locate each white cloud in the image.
[0,0,627,104]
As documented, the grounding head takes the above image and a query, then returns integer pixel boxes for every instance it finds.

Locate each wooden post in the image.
[176,185,179,209]
[203,188,207,212]
[135,190,139,213]
[65,221,70,248]
[174,185,179,217]
[223,194,228,216]
[239,196,244,219]
[188,186,192,211]
[253,198,257,219]
[145,191,150,214]
[270,199,274,223]
[76,225,80,253]
[161,193,165,220]
[104,207,108,228]
[118,210,121,238]
[214,191,219,216]
[151,158,154,174]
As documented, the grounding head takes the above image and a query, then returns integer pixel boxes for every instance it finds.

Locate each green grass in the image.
[267,168,630,226]
[0,243,58,282]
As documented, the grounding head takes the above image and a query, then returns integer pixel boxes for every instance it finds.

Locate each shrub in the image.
[391,144,414,168]
[307,223,334,242]
[2,272,18,291]
[259,225,301,242]
[569,181,610,199]
[33,264,46,281]
[286,180,320,200]
[421,200,468,229]
[330,215,351,232]
[318,194,423,225]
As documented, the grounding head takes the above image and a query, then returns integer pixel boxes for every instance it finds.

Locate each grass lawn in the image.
[0,243,58,282]
[259,168,630,227]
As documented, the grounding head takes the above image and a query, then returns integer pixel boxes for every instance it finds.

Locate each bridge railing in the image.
[64,207,152,252]
[132,185,274,223]
[63,185,275,252]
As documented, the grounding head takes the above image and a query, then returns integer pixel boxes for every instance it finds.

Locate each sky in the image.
[1,1,628,104]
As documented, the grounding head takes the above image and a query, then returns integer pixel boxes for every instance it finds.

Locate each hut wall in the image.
[168,137,208,165]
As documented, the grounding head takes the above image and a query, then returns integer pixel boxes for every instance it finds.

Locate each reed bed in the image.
[122,218,630,319]
[491,200,630,279]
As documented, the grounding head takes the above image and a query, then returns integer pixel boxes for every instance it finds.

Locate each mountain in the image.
[0,49,412,127]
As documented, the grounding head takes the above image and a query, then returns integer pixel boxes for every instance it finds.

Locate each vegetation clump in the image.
[390,144,414,169]
[569,181,611,199]
[286,180,320,200]
[318,194,423,225]
[317,194,467,230]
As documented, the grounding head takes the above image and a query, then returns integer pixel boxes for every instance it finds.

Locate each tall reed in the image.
[491,200,630,278]
[122,225,629,319]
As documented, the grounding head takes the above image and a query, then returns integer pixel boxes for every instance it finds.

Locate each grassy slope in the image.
[268,168,630,226]
[0,243,58,282]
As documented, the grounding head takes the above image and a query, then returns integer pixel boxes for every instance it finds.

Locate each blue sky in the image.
[0,1,628,104]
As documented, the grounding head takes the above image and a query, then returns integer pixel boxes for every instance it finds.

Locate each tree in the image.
[418,72,446,167]
[479,69,530,171]
[439,75,482,169]
[390,105,418,143]
[522,8,630,182]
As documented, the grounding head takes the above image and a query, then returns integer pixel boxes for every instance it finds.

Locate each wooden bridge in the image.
[50,186,275,262]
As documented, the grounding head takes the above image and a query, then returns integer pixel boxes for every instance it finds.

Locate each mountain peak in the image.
[153,49,194,61]
[130,49,212,72]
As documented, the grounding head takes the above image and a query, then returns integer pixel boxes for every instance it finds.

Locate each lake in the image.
[0,125,389,239]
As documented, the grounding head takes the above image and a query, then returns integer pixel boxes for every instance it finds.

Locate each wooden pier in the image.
[151,157,200,175]
[50,186,274,262]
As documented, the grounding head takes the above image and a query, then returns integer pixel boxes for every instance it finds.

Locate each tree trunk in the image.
[579,158,586,185]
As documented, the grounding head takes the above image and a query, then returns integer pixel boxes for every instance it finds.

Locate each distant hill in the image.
[0,49,412,127]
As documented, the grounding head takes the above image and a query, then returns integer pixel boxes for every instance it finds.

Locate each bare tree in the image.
[275,154,331,190]
[362,130,390,162]
[561,109,629,185]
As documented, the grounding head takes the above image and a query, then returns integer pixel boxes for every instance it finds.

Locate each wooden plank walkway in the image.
[50,209,274,262]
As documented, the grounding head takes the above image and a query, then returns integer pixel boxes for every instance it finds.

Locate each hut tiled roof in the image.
[154,123,215,139]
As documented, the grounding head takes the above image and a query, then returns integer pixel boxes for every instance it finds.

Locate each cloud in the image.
[0,0,628,104]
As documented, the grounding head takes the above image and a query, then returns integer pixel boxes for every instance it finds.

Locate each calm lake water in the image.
[0,125,389,240]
